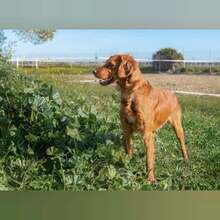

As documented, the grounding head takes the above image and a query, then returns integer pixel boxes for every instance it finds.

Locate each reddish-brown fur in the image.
[93,54,189,183]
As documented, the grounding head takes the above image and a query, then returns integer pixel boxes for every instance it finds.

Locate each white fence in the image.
[9,57,220,72]
[10,57,110,68]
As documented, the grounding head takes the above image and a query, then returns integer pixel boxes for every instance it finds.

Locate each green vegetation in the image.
[14,29,56,45]
[182,65,220,74]
[18,65,96,75]
[18,63,220,75]
[152,48,184,72]
[0,59,220,190]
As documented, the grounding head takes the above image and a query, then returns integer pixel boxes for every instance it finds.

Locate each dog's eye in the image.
[105,63,114,68]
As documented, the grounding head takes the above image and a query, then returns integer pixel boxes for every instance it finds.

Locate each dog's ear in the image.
[124,60,133,75]
[117,55,136,78]
[117,56,126,78]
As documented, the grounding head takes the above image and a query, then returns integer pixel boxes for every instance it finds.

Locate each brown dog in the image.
[93,54,189,183]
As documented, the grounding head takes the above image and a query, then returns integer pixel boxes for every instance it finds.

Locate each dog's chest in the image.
[127,115,136,124]
[121,96,137,124]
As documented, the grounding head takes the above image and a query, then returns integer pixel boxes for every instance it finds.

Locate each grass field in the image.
[18,65,95,75]
[25,71,220,190]
[1,63,220,190]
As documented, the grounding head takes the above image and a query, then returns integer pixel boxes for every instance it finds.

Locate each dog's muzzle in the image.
[99,76,114,85]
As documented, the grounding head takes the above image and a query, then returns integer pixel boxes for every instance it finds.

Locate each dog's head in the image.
[93,54,138,85]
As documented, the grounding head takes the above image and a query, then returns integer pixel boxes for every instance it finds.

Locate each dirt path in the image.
[143,74,220,94]
[76,80,220,97]
[71,73,220,94]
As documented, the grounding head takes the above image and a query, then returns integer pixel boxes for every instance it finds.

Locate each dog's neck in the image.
[117,68,152,104]
[117,68,150,92]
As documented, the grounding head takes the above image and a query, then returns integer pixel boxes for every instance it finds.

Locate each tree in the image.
[0,29,56,56]
[152,48,184,73]
[14,29,56,45]
[0,30,6,54]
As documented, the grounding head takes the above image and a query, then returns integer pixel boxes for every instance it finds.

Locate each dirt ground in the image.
[71,73,220,94]
[143,74,220,94]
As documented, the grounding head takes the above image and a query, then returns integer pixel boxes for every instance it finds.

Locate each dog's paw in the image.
[137,122,145,131]
[128,152,133,159]
[147,176,157,185]
[126,148,133,159]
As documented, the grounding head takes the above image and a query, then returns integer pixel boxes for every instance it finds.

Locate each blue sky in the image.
[4,29,220,59]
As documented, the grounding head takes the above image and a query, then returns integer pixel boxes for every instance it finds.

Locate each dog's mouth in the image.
[99,76,114,86]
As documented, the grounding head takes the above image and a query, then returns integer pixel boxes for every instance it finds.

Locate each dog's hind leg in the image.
[169,110,189,160]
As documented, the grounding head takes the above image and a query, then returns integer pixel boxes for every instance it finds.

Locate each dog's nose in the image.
[93,70,96,76]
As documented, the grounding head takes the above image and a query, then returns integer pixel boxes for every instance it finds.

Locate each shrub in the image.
[0,59,123,189]
[0,59,119,156]
[140,64,154,73]
[152,48,184,73]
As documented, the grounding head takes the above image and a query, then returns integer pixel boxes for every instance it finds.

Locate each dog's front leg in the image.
[123,125,133,158]
[120,113,133,158]
[143,131,156,184]
[136,109,145,131]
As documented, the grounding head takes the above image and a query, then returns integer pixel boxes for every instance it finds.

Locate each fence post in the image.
[16,58,19,68]
[95,55,98,65]
[35,59,38,69]
[158,52,161,73]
